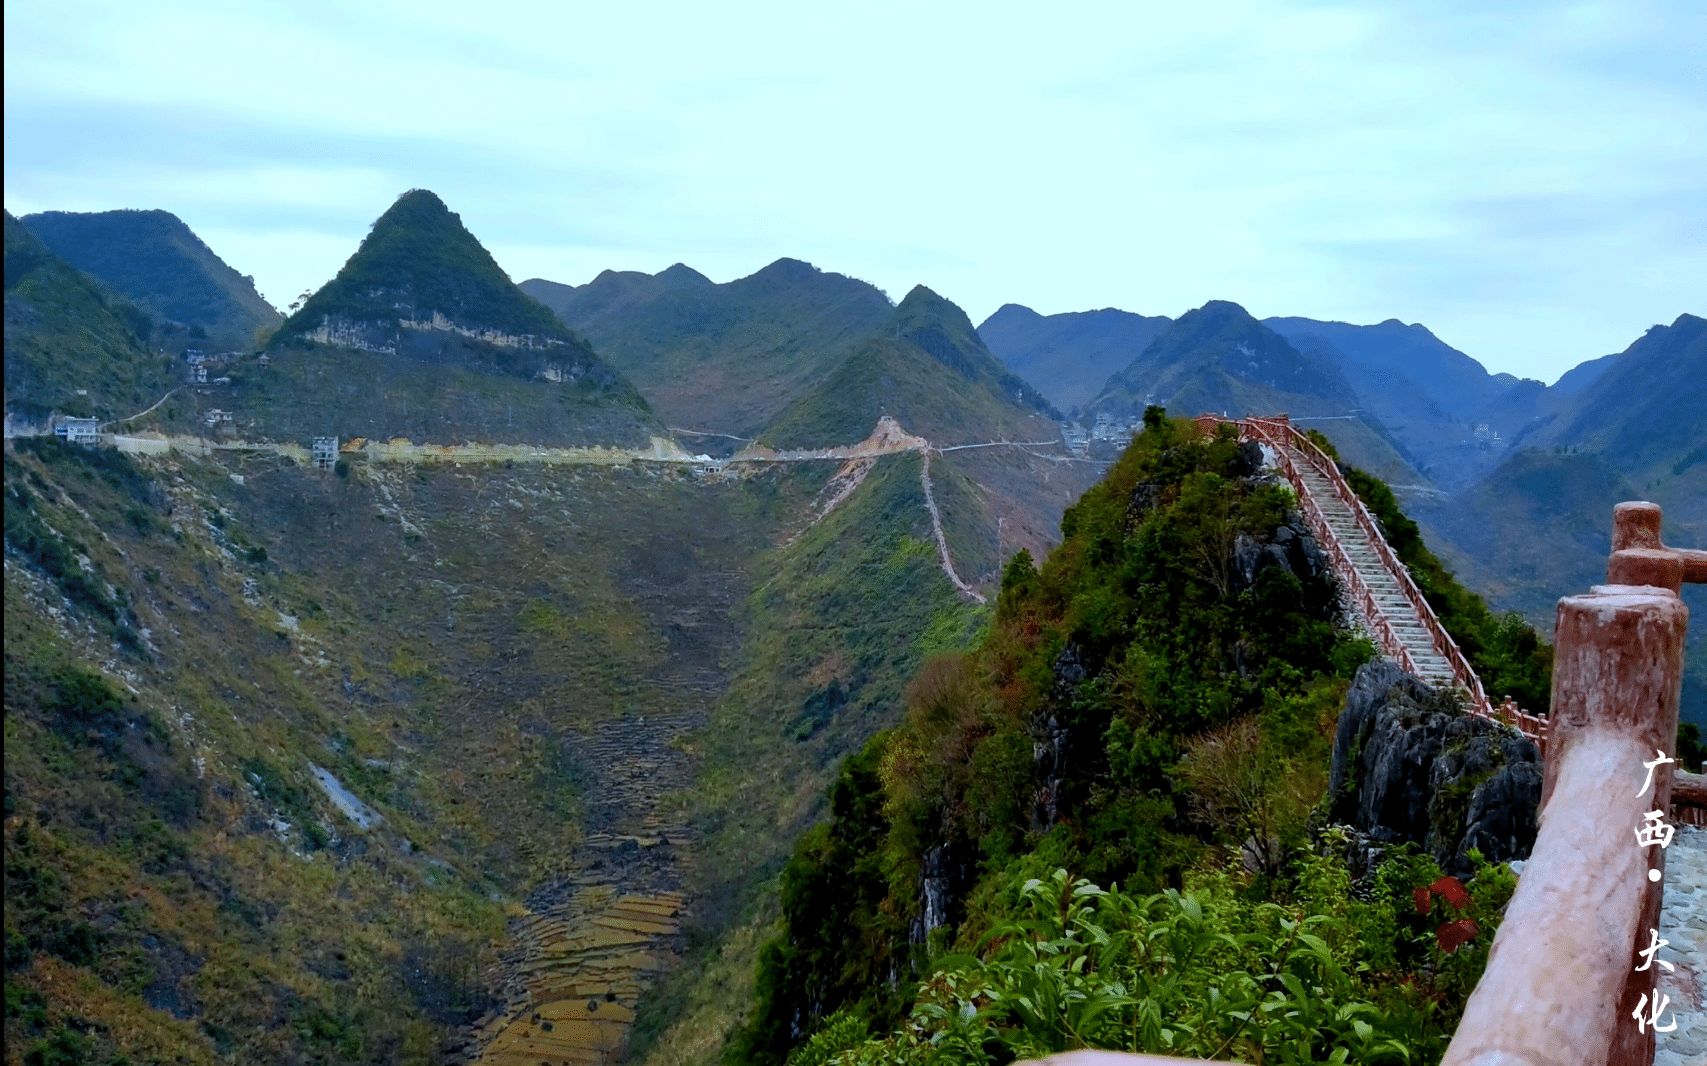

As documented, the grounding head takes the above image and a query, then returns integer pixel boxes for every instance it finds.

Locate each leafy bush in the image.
[818,854,1512,1065]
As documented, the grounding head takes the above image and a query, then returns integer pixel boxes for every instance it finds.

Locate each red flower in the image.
[1436,918,1480,954]
[1429,875,1471,910]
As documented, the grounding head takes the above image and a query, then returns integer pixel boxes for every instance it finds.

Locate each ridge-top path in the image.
[1200,413,1549,747]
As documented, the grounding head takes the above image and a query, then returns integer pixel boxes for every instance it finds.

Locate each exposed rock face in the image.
[1329,659,1541,875]
[1232,513,1327,592]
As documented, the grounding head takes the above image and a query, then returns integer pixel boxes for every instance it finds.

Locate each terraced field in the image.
[465,708,703,1065]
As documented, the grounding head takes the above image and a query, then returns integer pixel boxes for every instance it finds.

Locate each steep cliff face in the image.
[1329,660,1541,875]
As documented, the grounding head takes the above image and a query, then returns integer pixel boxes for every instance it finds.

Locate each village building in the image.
[54,417,100,445]
[202,409,234,430]
[189,364,208,384]
[312,436,340,470]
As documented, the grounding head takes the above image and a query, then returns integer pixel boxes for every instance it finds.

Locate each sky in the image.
[4,0,1703,383]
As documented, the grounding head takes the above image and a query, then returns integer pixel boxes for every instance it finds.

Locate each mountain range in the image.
[521,258,895,439]
[3,189,1701,1066]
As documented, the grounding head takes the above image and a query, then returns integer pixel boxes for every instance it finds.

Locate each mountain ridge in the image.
[22,208,281,352]
[522,258,896,437]
[759,285,1059,450]
[3,211,175,422]
[977,302,1173,413]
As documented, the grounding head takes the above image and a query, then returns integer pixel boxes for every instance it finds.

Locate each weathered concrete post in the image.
[1443,502,1693,1066]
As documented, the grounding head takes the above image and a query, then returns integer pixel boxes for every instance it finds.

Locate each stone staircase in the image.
[1286,458,1459,688]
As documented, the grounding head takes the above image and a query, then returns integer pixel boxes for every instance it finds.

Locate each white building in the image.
[312,436,339,470]
[54,417,100,445]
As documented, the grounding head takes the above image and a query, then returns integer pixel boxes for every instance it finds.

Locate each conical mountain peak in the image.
[274,188,567,348]
[1189,298,1257,324]
[656,262,712,287]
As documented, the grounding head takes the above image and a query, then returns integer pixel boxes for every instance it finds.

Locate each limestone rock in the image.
[1329,659,1541,875]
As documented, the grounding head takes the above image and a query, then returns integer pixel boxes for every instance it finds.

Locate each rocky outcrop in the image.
[1232,515,1327,592]
[1329,659,1541,876]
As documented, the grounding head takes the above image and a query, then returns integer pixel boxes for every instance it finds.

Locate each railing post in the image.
[1444,503,1694,1066]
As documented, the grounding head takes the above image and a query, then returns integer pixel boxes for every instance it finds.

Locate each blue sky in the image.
[4,0,1702,382]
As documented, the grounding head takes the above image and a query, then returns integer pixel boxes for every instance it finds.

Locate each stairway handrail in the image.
[1246,417,1488,706]
[1250,428,1424,677]
[1203,415,1548,748]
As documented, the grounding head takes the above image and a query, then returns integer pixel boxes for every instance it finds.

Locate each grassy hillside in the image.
[761,287,1059,450]
[215,341,658,448]
[3,412,1084,1064]
[22,209,281,352]
[524,259,895,438]
[629,452,990,1063]
[3,213,178,422]
[1,437,837,1063]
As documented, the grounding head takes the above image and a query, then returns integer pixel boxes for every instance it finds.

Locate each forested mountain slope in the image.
[21,209,281,352]
[3,212,177,424]
[242,189,657,446]
[523,258,894,438]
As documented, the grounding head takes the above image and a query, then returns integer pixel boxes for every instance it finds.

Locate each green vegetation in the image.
[251,188,656,444]
[275,189,570,346]
[1,436,836,1063]
[761,288,1059,449]
[631,453,991,1063]
[1338,459,1553,712]
[3,212,178,420]
[224,338,657,447]
[724,414,1535,1065]
[795,851,1514,1065]
[524,258,895,438]
[21,208,281,351]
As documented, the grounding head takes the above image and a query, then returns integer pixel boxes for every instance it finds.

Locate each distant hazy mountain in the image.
[1086,301,1355,417]
[1550,351,1619,395]
[3,211,172,421]
[522,258,894,437]
[1418,445,1705,729]
[1260,317,1537,489]
[1263,317,1513,422]
[761,285,1059,449]
[1513,314,1705,500]
[1069,301,1414,481]
[976,304,1173,414]
[21,208,280,352]
[244,189,655,445]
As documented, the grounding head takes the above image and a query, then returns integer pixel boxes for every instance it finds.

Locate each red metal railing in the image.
[1198,414,1550,750]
